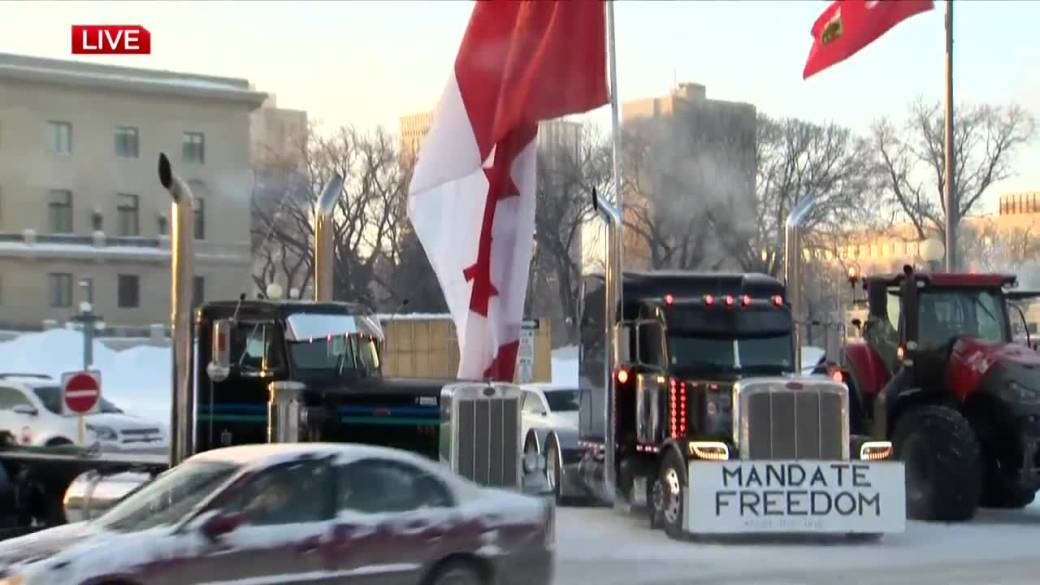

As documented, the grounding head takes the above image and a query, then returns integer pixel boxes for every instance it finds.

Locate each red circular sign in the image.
[64,372,100,414]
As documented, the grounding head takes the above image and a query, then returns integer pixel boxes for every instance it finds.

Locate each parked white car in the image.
[0,374,167,452]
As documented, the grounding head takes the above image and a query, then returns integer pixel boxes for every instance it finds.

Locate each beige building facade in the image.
[0,53,266,332]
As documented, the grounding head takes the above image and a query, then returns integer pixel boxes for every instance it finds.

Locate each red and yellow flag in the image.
[803,0,934,79]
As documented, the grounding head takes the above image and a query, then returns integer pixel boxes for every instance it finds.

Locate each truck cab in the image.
[558,270,903,539]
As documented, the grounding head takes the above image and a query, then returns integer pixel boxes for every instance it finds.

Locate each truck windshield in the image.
[918,288,1009,350]
[668,333,793,374]
[288,334,381,373]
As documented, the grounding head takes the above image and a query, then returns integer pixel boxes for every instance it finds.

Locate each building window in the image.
[48,273,72,308]
[115,126,139,158]
[194,199,205,240]
[48,121,72,155]
[183,132,205,164]
[157,213,168,236]
[48,190,73,233]
[193,276,205,307]
[117,274,140,308]
[117,193,140,236]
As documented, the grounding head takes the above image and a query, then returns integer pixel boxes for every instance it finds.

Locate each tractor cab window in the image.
[917,289,1008,351]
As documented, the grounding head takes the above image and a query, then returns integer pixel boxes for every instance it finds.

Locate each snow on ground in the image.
[0,329,170,425]
[555,501,1040,585]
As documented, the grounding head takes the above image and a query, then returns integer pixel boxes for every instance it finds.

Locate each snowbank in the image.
[0,329,170,425]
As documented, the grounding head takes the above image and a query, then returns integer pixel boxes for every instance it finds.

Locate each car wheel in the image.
[45,438,73,447]
[659,450,686,540]
[429,560,483,585]
[893,404,980,522]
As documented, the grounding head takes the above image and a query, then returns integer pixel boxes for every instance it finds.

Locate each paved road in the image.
[554,504,1040,585]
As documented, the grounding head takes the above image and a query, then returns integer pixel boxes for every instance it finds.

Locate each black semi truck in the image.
[533,195,905,539]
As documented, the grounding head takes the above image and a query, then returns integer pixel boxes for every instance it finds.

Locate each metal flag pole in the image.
[943,0,956,271]
[604,0,623,503]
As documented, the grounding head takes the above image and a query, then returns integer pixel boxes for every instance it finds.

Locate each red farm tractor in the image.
[832,265,1040,521]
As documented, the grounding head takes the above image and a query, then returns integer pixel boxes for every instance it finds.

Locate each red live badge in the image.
[72,25,151,55]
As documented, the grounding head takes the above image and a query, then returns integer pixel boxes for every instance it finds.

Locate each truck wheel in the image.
[659,450,686,539]
[893,405,981,521]
[545,435,562,504]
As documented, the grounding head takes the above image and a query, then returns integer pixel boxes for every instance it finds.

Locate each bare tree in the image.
[731,114,881,278]
[251,126,410,310]
[872,99,1035,245]
[530,125,612,342]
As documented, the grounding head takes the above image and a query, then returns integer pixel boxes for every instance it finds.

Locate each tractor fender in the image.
[882,382,957,439]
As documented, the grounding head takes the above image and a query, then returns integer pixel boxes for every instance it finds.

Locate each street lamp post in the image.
[71,279,104,370]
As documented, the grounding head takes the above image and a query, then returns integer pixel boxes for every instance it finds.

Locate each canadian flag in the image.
[408,1,608,380]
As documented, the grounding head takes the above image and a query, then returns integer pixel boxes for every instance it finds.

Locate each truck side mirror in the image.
[207,319,232,383]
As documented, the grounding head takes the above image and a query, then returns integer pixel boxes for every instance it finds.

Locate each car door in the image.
[172,458,338,585]
[328,457,463,585]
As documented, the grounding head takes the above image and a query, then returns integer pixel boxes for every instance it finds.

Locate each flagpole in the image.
[943,0,956,271]
[607,0,624,243]
[605,0,623,504]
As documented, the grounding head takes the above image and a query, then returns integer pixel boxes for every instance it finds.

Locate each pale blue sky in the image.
[2,0,1037,209]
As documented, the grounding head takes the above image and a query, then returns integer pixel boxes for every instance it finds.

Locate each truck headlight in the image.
[86,424,117,441]
[859,441,893,461]
[1009,381,1040,405]
[688,441,730,461]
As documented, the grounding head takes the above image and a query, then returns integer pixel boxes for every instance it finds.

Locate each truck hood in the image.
[947,338,1040,400]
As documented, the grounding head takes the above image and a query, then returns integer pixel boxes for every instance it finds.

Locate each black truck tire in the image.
[893,404,981,522]
[659,449,686,540]
[545,436,563,504]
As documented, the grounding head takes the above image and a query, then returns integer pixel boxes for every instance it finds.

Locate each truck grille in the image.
[442,383,521,488]
[737,379,848,460]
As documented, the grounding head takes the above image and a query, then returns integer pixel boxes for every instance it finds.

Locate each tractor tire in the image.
[981,453,1037,509]
[659,450,687,540]
[893,404,981,522]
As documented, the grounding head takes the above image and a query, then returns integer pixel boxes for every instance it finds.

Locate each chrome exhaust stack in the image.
[784,195,816,374]
[313,173,344,302]
[158,153,196,466]
[592,189,622,501]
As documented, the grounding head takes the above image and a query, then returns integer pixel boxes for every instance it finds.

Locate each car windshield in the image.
[668,333,793,374]
[918,288,1009,350]
[545,389,580,412]
[33,386,122,415]
[96,461,241,533]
